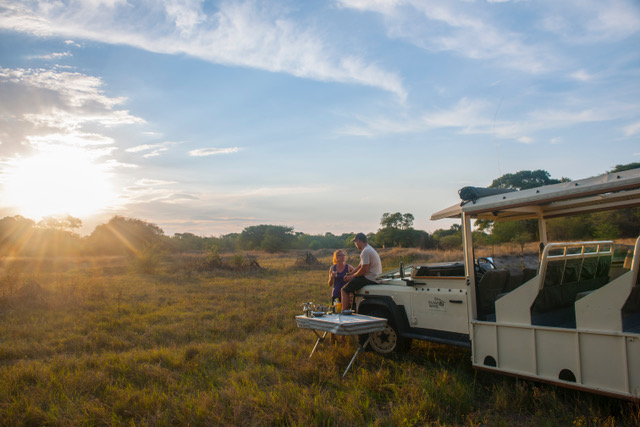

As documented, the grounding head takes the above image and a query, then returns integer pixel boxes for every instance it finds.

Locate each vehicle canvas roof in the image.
[430,168,640,222]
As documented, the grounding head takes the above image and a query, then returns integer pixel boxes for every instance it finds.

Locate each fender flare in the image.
[356,295,412,336]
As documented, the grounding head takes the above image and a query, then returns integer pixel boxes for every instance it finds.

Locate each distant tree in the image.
[609,162,640,173]
[401,213,415,230]
[439,234,462,250]
[239,225,294,252]
[432,224,460,241]
[0,216,36,256]
[476,169,564,237]
[376,212,423,247]
[87,216,165,255]
[0,215,83,256]
[489,169,564,190]
[172,232,206,252]
[546,216,592,241]
[39,215,82,231]
[380,212,403,229]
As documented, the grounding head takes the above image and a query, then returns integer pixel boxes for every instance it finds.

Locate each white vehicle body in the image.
[355,169,640,399]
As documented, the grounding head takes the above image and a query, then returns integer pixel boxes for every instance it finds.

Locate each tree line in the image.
[0,164,637,257]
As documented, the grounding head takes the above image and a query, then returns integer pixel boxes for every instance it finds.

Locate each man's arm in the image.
[345,263,370,281]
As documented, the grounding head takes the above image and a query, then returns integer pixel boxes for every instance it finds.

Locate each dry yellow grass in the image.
[0,250,637,425]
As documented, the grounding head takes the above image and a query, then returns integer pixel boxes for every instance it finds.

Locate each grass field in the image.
[0,250,638,426]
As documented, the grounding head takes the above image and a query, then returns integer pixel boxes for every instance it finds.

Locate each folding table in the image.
[295,313,387,377]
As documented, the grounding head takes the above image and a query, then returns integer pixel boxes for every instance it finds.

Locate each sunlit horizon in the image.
[2,147,116,222]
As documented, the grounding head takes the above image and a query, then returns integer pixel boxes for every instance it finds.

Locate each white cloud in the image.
[189,147,241,157]
[339,96,637,144]
[339,97,493,137]
[127,144,160,153]
[338,0,555,74]
[0,66,145,157]
[538,0,640,43]
[27,51,72,60]
[126,141,178,158]
[135,179,178,186]
[0,0,407,99]
[624,121,640,136]
[570,69,594,82]
[0,67,131,110]
[517,136,533,144]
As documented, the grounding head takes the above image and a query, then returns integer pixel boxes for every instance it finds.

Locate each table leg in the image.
[309,330,328,358]
[342,335,371,378]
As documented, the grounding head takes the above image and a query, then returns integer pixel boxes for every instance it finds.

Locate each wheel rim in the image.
[368,324,397,354]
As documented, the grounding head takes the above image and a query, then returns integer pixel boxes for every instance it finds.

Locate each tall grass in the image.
[0,252,637,425]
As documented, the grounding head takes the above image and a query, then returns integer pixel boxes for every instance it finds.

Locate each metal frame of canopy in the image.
[431,169,640,223]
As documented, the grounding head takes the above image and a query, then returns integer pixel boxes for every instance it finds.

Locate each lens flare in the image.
[3,147,115,220]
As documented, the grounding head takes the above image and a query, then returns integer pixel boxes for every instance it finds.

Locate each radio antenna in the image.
[492,96,504,177]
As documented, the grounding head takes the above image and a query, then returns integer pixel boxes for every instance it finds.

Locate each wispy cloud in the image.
[0,66,144,156]
[27,51,72,60]
[338,0,556,74]
[339,0,640,75]
[135,178,178,186]
[624,121,640,136]
[539,0,640,43]
[339,97,493,137]
[570,69,595,82]
[0,0,407,99]
[126,141,178,158]
[339,97,635,143]
[189,147,241,157]
[517,136,534,144]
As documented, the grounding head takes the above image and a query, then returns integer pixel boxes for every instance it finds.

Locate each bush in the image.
[439,235,462,250]
[133,244,164,274]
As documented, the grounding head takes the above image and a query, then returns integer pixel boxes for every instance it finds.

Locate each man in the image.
[341,232,382,310]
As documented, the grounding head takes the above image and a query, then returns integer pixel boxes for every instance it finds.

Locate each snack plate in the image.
[312,311,325,317]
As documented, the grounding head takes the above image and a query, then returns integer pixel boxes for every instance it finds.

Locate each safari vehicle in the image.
[354,168,640,399]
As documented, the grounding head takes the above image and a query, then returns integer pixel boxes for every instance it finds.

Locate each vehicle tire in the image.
[359,309,412,354]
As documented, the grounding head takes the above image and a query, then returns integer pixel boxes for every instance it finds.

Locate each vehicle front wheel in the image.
[359,309,411,354]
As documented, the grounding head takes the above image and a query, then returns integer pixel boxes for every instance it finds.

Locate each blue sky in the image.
[0,0,638,237]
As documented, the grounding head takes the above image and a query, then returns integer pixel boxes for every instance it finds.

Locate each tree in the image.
[38,215,82,231]
[380,212,403,229]
[609,162,640,173]
[239,225,294,252]
[477,169,564,236]
[401,213,414,230]
[376,212,423,247]
[87,216,165,255]
[0,216,36,256]
[489,169,564,190]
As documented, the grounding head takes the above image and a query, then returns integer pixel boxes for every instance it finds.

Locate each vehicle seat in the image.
[476,269,510,321]
[622,286,640,333]
[531,255,612,328]
[503,269,524,293]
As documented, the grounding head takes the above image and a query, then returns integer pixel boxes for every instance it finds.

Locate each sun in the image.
[3,147,116,221]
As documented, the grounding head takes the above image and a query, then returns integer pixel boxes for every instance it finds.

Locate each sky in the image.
[0,0,639,238]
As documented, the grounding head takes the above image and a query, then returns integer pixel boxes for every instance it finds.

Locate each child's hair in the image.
[332,250,346,265]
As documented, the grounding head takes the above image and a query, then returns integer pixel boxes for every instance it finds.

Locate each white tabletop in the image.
[295,313,387,335]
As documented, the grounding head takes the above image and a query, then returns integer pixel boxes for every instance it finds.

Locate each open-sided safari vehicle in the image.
[354,168,640,400]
